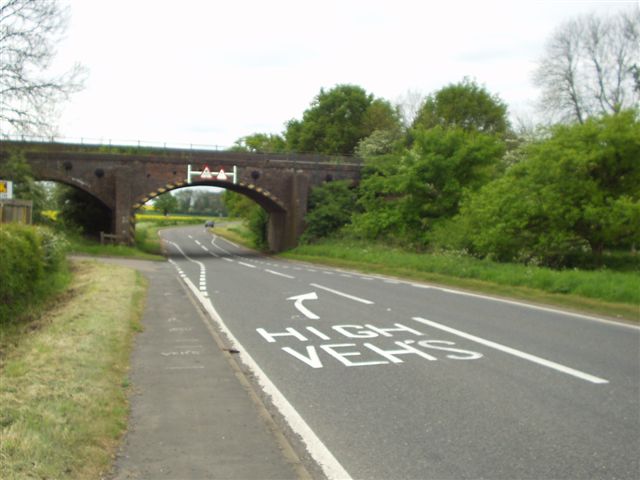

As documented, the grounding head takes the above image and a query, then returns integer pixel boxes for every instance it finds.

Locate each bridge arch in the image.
[25,171,115,236]
[28,170,114,211]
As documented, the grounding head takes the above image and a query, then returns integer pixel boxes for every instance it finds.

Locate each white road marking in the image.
[167,242,208,294]
[408,284,639,329]
[412,317,609,384]
[239,261,257,269]
[287,292,320,320]
[310,283,374,305]
[176,273,351,480]
[265,269,295,279]
[165,366,205,370]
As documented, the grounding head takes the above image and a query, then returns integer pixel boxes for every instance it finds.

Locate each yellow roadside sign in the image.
[0,180,13,199]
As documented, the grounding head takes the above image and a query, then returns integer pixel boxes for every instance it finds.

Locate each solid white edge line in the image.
[310,283,374,305]
[412,317,609,384]
[409,284,639,330]
[178,274,352,480]
[265,269,295,279]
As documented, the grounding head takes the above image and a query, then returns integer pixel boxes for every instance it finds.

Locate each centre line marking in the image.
[238,261,257,268]
[310,283,374,305]
[412,317,609,384]
[265,269,295,279]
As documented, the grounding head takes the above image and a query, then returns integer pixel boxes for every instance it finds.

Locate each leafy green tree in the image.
[248,206,269,250]
[285,84,400,155]
[55,184,111,237]
[0,150,47,222]
[355,129,404,159]
[223,190,256,218]
[173,189,193,212]
[452,110,640,266]
[349,126,505,245]
[232,133,286,153]
[191,190,226,216]
[222,190,268,249]
[301,180,357,243]
[413,78,509,136]
[153,193,178,216]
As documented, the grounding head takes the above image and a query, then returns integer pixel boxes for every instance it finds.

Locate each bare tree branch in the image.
[0,0,86,136]
[533,7,639,124]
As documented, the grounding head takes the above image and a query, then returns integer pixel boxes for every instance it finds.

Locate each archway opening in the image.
[136,181,286,252]
[28,180,113,240]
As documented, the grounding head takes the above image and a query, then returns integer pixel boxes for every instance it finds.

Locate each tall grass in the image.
[284,239,640,310]
[0,260,146,479]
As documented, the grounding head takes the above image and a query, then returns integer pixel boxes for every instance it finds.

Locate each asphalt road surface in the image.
[161,225,639,480]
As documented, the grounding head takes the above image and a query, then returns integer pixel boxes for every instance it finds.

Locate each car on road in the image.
[205,220,215,228]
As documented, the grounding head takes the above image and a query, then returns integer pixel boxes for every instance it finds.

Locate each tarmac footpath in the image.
[83,257,310,480]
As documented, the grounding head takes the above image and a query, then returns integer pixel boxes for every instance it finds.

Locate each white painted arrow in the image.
[287,292,320,320]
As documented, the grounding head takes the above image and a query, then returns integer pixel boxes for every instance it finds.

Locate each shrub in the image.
[0,224,69,324]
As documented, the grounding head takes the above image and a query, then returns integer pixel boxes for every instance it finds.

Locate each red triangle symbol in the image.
[201,165,213,179]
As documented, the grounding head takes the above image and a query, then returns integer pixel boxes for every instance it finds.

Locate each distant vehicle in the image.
[205,220,215,228]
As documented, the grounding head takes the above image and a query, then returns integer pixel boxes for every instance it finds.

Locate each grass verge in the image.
[0,259,147,479]
[280,240,640,322]
[213,222,253,248]
[67,232,163,261]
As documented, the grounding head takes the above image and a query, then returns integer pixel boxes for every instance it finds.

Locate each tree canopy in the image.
[349,125,506,244]
[412,78,510,136]
[448,110,640,266]
[285,84,401,155]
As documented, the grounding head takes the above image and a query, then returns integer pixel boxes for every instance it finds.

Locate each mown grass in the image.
[280,239,640,322]
[213,221,253,247]
[66,215,226,259]
[0,260,147,479]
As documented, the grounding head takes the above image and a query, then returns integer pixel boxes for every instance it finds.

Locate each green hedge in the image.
[0,224,69,324]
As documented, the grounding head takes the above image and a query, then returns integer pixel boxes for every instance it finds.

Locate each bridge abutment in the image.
[114,166,137,244]
[267,171,309,251]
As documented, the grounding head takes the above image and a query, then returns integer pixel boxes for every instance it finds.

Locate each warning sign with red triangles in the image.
[200,165,213,179]
[217,168,228,181]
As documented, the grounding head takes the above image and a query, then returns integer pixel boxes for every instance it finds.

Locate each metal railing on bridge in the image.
[0,134,362,166]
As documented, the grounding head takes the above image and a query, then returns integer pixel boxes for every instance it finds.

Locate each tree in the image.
[174,189,193,212]
[232,133,286,153]
[0,0,84,135]
[223,190,256,218]
[301,180,357,243]
[0,149,47,222]
[451,110,640,266]
[153,193,178,216]
[396,89,425,129]
[349,126,505,245]
[533,7,639,124]
[285,84,401,155]
[55,184,111,237]
[412,78,509,136]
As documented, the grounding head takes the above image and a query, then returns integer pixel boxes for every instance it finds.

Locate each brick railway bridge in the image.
[0,141,361,251]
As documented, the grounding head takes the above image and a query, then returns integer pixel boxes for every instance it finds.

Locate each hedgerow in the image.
[0,224,69,324]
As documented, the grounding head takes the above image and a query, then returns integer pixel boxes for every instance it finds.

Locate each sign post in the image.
[187,165,237,184]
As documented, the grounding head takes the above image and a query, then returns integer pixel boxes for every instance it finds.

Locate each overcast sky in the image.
[52,0,637,148]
